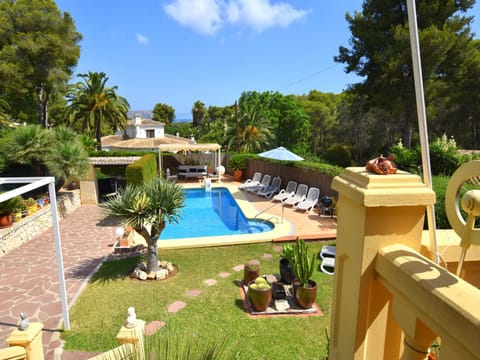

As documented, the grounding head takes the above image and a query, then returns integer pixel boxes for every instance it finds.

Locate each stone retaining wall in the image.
[0,190,81,257]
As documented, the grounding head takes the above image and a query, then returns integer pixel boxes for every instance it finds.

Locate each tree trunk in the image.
[138,223,165,273]
[146,238,159,273]
[36,85,49,128]
[96,114,102,150]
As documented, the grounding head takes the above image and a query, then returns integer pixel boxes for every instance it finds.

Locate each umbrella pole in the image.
[406,0,440,264]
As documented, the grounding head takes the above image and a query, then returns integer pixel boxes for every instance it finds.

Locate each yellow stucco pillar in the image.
[6,322,44,360]
[116,319,145,360]
[0,346,26,360]
[329,168,436,360]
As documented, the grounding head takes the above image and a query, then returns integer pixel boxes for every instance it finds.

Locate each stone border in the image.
[0,190,81,257]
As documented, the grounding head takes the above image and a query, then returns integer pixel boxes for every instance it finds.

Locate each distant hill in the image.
[128,110,152,119]
[128,110,191,122]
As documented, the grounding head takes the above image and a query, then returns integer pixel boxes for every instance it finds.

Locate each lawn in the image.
[62,241,334,359]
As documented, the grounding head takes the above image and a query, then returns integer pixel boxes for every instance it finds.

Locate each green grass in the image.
[62,241,334,359]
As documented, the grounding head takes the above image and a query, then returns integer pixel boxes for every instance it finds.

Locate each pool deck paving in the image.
[0,176,336,359]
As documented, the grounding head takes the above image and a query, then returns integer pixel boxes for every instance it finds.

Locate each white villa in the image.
[101,113,194,151]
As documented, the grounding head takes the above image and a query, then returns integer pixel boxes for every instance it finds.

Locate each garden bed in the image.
[239,275,323,317]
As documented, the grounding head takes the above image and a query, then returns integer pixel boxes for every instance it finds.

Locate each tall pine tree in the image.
[335,0,476,148]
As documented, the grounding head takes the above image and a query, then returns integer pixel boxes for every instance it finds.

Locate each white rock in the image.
[137,270,147,280]
[156,269,169,279]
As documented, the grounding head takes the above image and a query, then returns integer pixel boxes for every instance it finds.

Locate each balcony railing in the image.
[329,165,480,360]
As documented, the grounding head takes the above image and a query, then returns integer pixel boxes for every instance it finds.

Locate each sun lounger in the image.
[246,174,271,193]
[257,176,282,199]
[238,172,262,190]
[319,245,336,259]
[295,187,320,213]
[283,184,308,207]
[320,257,335,275]
[272,181,297,202]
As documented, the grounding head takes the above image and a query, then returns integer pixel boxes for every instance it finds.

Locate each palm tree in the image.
[65,71,129,150]
[44,126,90,190]
[192,100,208,137]
[100,179,185,273]
[225,104,273,152]
[2,124,50,175]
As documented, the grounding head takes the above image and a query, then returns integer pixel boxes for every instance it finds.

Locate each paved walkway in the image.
[0,205,118,359]
[0,182,336,359]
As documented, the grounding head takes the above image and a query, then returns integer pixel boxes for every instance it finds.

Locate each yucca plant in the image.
[289,237,315,287]
[100,178,185,273]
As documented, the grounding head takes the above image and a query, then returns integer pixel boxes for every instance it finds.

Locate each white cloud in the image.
[164,0,223,35]
[226,0,309,32]
[164,0,309,35]
[136,33,149,44]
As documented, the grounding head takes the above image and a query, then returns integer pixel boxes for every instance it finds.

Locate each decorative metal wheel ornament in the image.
[445,160,480,276]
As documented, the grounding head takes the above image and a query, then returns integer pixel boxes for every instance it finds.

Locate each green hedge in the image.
[231,152,344,177]
[125,154,158,185]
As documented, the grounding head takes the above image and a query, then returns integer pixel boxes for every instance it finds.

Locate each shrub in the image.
[126,154,158,185]
[227,153,250,170]
[429,135,461,176]
[390,139,419,173]
[323,144,353,168]
[431,175,450,229]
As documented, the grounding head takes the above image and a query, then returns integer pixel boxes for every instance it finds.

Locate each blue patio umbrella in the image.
[258,146,304,161]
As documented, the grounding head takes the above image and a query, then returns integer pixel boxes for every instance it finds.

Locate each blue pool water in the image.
[160,188,274,240]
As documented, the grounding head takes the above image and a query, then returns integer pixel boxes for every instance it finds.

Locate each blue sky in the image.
[55,0,480,119]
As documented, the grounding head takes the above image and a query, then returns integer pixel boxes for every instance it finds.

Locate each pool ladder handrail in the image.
[254,202,283,224]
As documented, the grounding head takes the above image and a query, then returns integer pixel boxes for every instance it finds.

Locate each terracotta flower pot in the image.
[0,213,12,229]
[233,170,243,181]
[248,280,273,312]
[295,279,318,309]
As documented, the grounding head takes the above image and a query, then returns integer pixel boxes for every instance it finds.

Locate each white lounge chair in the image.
[295,187,320,213]
[283,184,308,207]
[319,245,336,259]
[257,176,282,199]
[320,257,335,275]
[272,181,297,202]
[238,172,262,190]
[246,174,271,193]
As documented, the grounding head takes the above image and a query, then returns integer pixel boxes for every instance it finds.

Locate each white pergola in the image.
[0,177,70,330]
[158,142,222,174]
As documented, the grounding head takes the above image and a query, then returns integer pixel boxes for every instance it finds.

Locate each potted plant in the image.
[23,198,38,215]
[0,195,23,229]
[287,237,317,309]
[228,154,247,181]
[248,276,273,312]
[243,263,260,285]
[12,208,22,222]
[279,244,296,284]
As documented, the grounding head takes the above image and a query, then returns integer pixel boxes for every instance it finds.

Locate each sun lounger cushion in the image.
[178,165,208,178]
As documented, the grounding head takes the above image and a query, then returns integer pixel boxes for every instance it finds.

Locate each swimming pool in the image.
[160,187,274,240]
